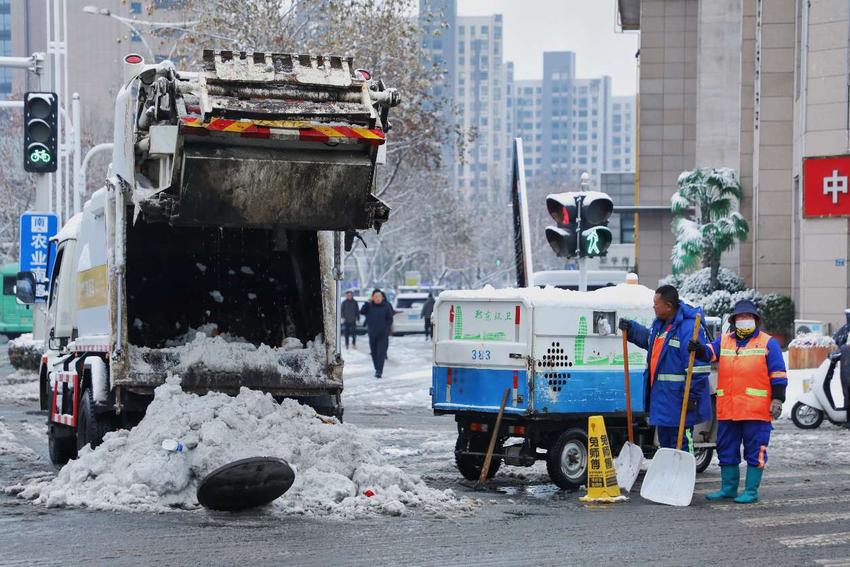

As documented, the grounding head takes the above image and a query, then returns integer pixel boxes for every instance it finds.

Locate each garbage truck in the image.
[16,50,399,464]
[431,282,717,489]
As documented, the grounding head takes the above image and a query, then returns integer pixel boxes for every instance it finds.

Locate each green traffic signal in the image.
[23,92,58,173]
[29,147,52,164]
[580,226,613,257]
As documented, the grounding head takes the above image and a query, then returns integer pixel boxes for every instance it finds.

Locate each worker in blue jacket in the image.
[619,285,713,451]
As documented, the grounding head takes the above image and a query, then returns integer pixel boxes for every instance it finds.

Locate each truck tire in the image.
[791,402,824,429]
[76,388,111,452]
[48,423,77,465]
[454,431,502,481]
[546,428,588,490]
[694,447,714,473]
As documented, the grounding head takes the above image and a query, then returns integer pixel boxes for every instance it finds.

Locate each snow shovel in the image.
[614,330,643,492]
[640,314,702,507]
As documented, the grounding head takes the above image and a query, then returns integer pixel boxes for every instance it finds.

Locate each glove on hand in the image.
[770,399,782,420]
[687,340,706,358]
[618,319,632,333]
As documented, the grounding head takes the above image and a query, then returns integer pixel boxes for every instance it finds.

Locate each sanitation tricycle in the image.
[431,283,717,490]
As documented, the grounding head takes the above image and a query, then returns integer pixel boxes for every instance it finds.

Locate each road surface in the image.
[1,338,850,566]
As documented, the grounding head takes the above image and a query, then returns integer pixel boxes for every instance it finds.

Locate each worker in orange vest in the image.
[688,299,787,504]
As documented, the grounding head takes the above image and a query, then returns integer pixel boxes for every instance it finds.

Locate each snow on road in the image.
[342,335,434,410]
[0,370,39,404]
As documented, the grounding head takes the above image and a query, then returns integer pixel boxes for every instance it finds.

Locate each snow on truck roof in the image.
[51,213,83,243]
[438,283,656,310]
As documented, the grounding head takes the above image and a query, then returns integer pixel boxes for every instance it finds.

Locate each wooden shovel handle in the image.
[479,388,511,485]
[622,330,634,444]
[676,314,702,451]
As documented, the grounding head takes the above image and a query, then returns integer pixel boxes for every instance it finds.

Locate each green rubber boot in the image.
[705,465,740,501]
[733,466,763,504]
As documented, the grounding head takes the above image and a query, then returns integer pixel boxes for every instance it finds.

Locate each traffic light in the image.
[23,92,58,173]
[545,191,614,258]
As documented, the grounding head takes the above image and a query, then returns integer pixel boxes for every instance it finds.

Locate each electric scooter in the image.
[791,356,848,429]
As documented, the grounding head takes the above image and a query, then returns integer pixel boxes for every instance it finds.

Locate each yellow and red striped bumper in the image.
[179,116,385,145]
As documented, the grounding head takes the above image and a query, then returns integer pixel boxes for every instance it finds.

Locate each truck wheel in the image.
[76,388,111,452]
[48,423,77,465]
[454,431,502,481]
[546,428,588,490]
[791,402,824,429]
[694,447,714,473]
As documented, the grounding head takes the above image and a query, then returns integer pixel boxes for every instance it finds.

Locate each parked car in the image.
[392,292,431,335]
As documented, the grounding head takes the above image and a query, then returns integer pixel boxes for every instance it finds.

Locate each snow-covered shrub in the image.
[663,271,794,337]
[699,290,733,317]
[8,334,43,371]
[758,293,795,336]
[677,267,746,299]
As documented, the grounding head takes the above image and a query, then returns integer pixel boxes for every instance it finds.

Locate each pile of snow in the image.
[130,331,325,384]
[9,377,470,518]
[440,282,655,310]
[789,333,836,349]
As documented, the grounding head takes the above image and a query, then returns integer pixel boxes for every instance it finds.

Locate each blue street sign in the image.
[19,212,59,303]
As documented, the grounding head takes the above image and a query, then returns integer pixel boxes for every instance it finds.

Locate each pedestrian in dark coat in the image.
[360,289,394,378]
[340,291,360,349]
[421,293,436,340]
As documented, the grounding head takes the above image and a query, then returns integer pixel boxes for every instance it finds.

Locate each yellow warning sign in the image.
[579,415,627,503]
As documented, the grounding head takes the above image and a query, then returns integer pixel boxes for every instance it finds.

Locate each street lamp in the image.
[82,5,202,62]
[83,5,156,61]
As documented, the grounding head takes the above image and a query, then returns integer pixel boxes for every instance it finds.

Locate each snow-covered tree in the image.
[0,107,35,262]
[670,167,749,291]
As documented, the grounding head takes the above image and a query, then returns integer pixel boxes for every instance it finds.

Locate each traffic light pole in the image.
[575,194,588,293]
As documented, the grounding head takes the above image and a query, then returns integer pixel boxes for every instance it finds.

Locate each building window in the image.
[620,213,635,243]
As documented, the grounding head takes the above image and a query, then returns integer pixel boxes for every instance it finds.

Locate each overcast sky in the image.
[458,0,639,96]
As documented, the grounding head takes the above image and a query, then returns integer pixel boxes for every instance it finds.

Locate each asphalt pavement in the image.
[1,341,850,566]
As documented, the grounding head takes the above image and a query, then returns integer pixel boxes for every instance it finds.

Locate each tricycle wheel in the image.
[546,428,588,490]
[791,402,823,429]
[694,447,713,473]
[455,431,502,481]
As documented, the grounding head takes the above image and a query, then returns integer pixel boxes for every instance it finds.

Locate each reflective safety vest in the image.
[716,332,772,421]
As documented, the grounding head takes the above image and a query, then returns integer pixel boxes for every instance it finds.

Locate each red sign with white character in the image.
[804,155,850,217]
